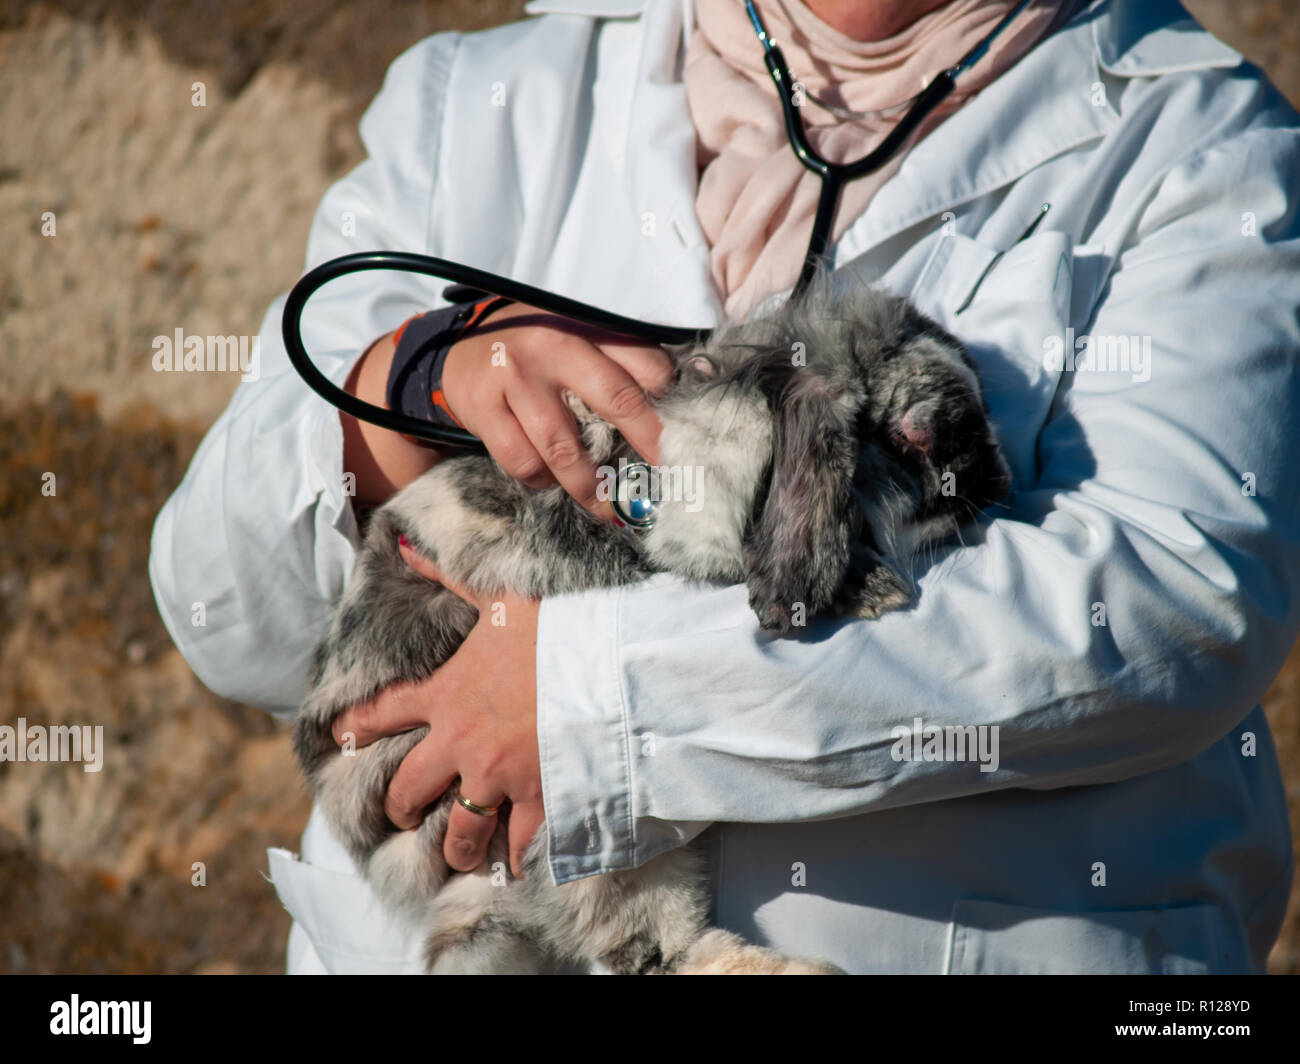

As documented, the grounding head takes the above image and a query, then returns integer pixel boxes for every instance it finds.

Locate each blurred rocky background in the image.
[0,0,1296,973]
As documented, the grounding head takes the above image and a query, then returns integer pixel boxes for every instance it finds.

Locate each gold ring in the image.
[453,781,499,818]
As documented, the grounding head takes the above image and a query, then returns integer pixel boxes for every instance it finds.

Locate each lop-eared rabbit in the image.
[294,274,1011,974]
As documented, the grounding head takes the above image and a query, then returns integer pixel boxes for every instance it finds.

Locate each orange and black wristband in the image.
[385,293,512,447]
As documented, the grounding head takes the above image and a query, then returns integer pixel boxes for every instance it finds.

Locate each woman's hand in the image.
[330,539,545,879]
[441,303,672,516]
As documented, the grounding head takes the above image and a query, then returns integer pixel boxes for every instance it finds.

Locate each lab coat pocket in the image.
[910,230,1078,492]
[267,847,429,974]
[945,898,1247,974]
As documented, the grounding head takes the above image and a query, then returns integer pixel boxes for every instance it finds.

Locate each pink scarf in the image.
[685,0,1069,317]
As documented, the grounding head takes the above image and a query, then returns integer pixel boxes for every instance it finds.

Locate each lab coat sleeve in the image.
[148,33,460,717]
[535,126,1300,884]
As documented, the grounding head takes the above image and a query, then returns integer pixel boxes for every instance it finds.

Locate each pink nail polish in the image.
[398,533,411,548]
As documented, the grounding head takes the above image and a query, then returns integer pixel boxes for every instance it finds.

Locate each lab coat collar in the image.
[1093,0,1241,75]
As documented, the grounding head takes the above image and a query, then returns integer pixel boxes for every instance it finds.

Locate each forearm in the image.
[342,330,442,511]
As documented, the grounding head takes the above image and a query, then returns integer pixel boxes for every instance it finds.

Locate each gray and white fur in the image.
[293,272,1011,974]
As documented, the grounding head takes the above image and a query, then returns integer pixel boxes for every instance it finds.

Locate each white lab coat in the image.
[149,0,1300,974]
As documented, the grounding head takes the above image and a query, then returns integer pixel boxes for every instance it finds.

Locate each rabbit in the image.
[293,271,1011,974]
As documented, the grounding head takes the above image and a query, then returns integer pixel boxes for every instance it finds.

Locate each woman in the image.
[150,0,1300,973]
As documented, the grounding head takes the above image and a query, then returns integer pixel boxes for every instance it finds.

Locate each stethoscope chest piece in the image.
[612,461,658,531]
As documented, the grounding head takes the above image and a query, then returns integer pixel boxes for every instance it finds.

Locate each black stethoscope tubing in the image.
[282,250,704,452]
[282,0,1033,451]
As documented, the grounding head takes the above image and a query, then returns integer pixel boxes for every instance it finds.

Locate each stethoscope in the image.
[282,0,1034,463]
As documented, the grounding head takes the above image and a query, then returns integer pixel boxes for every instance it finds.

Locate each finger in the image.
[506,387,611,518]
[331,683,428,749]
[444,781,505,872]
[557,348,663,466]
[507,800,546,880]
[475,402,555,490]
[383,734,459,830]
[397,540,483,611]
[597,339,675,398]
[396,535,444,583]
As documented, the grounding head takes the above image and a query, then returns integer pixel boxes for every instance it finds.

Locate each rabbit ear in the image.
[743,370,860,634]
